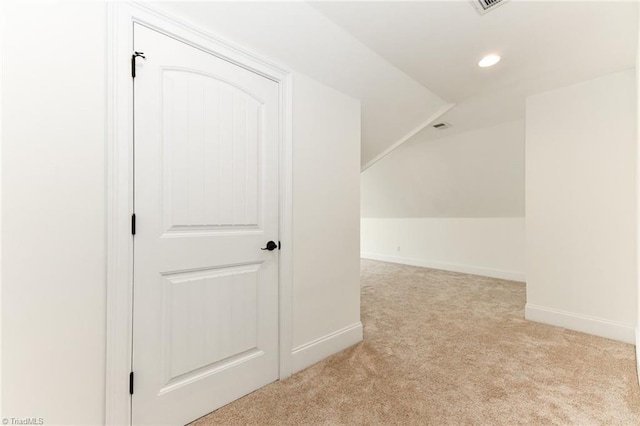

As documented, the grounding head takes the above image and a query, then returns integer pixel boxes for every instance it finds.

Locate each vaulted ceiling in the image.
[312,1,638,149]
[155,1,637,168]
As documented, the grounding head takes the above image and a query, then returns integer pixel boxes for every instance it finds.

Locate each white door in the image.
[132,23,280,426]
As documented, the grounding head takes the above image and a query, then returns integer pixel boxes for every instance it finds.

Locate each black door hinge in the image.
[131,51,146,78]
[278,241,281,250]
[131,214,136,235]
[129,372,134,395]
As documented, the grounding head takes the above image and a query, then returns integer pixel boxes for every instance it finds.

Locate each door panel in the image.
[132,23,280,426]
[161,69,263,232]
[160,263,260,386]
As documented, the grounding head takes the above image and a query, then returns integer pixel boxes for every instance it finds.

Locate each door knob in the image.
[261,241,278,251]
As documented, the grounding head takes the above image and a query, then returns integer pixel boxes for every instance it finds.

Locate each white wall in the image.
[1,2,108,423]
[525,69,637,344]
[362,120,525,218]
[361,120,526,281]
[362,218,525,281]
[291,74,362,372]
[1,2,361,423]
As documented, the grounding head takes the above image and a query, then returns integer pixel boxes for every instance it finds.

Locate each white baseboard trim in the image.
[361,252,525,282]
[291,322,363,374]
[525,303,635,344]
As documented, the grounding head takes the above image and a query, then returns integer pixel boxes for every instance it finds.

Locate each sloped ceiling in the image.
[155,1,449,166]
[151,1,637,168]
[312,0,638,146]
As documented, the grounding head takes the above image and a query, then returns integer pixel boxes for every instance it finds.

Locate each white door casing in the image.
[105,5,293,424]
[132,23,280,425]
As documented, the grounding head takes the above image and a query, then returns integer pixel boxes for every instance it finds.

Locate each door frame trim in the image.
[105,3,293,424]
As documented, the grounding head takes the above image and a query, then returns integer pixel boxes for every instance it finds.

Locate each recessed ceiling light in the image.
[478,54,501,68]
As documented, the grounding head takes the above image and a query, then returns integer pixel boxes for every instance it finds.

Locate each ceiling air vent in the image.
[432,122,450,130]
[470,0,509,15]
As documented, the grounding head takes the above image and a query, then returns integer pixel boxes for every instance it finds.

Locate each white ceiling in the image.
[312,0,638,142]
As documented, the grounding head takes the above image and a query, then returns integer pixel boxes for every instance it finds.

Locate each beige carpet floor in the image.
[192,259,640,425]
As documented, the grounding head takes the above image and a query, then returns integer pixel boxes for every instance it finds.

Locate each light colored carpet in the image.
[192,259,640,425]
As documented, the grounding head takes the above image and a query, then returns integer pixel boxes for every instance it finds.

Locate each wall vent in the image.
[470,0,509,15]
[432,122,450,130]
